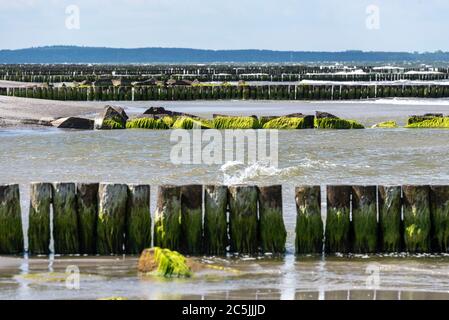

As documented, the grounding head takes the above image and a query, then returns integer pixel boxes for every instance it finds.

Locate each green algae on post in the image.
[52,183,79,254]
[378,186,402,252]
[96,183,128,255]
[325,185,351,254]
[138,247,192,278]
[28,182,52,255]
[258,185,286,254]
[228,185,258,255]
[213,116,260,129]
[76,183,99,254]
[126,185,151,254]
[314,118,364,129]
[0,184,23,254]
[180,185,203,255]
[351,186,378,253]
[295,186,323,254]
[430,186,449,252]
[153,185,182,251]
[402,185,431,253]
[203,185,228,255]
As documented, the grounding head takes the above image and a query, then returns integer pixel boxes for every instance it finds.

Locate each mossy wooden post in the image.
[378,186,402,252]
[430,186,449,252]
[153,185,182,251]
[228,185,258,255]
[52,183,79,254]
[28,182,52,255]
[258,185,286,253]
[180,185,203,255]
[204,185,228,255]
[325,185,351,253]
[295,186,323,254]
[97,183,128,255]
[126,184,151,254]
[351,186,378,253]
[402,185,431,253]
[0,184,23,254]
[76,183,98,254]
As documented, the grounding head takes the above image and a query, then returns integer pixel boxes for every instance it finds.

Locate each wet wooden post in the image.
[258,185,286,254]
[325,185,351,253]
[28,182,52,255]
[351,186,378,253]
[76,183,99,254]
[126,184,151,254]
[378,186,402,252]
[180,185,203,255]
[52,183,79,254]
[228,185,258,255]
[0,184,23,254]
[430,186,449,252]
[203,185,228,255]
[295,186,323,254]
[96,183,128,255]
[402,185,431,253]
[153,185,182,251]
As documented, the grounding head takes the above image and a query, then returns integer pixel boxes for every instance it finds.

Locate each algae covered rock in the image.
[172,117,213,129]
[138,247,192,278]
[126,117,169,129]
[407,113,444,125]
[262,117,306,129]
[95,105,128,129]
[213,116,260,129]
[314,111,364,129]
[371,121,398,128]
[406,116,449,128]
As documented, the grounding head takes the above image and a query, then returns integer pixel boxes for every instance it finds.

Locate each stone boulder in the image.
[144,106,198,119]
[51,117,94,130]
[94,105,128,129]
[315,111,338,119]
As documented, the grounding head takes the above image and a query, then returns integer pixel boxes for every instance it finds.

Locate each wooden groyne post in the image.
[76,183,99,254]
[378,186,402,252]
[153,185,182,251]
[295,186,323,254]
[351,185,378,253]
[402,185,431,253]
[430,186,449,252]
[96,183,128,255]
[28,182,52,255]
[52,183,79,254]
[203,185,228,255]
[126,184,151,254]
[180,185,203,255]
[258,185,286,254]
[228,185,258,255]
[325,185,351,253]
[0,184,23,254]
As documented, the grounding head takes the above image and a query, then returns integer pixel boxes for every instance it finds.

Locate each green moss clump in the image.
[0,185,23,254]
[352,204,378,253]
[262,117,305,129]
[314,118,364,129]
[295,204,323,254]
[126,118,169,129]
[403,207,431,253]
[102,118,125,129]
[153,247,192,277]
[406,117,449,128]
[161,116,175,127]
[172,117,213,129]
[325,208,351,253]
[213,116,260,129]
[372,121,398,128]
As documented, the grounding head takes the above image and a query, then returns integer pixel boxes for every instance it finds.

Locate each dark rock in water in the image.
[51,117,94,130]
[423,113,443,117]
[316,111,338,119]
[407,113,444,125]
[143,106,198,119]
[95,105,128,129]
[285,113,304,118]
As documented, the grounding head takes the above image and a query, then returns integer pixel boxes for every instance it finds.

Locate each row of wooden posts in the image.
[1,183,449,255]
[3,84,449,101]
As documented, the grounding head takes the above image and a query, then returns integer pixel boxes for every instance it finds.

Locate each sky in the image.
[0,0,447,52]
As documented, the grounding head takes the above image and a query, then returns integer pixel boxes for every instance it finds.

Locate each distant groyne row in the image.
[2,83,449,101]
[1,183,449,256]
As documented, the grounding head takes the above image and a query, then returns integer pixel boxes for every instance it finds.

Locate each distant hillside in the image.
[1,46,449,64]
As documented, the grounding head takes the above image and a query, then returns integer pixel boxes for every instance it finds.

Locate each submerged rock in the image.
[95,105,128,129]
[51,117,94,130]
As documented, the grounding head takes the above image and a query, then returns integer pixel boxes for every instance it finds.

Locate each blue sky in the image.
[0,0,447,51]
